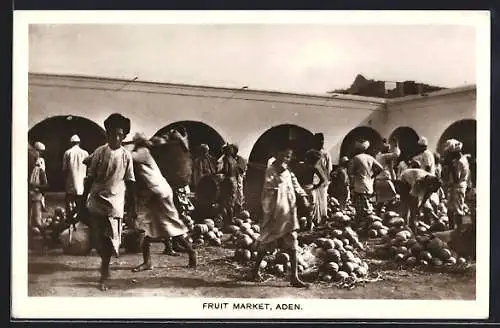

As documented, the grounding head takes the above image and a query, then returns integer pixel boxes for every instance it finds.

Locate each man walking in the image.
[62,134,89,219]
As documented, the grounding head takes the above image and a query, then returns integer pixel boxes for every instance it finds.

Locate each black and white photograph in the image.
[12,10,490,319]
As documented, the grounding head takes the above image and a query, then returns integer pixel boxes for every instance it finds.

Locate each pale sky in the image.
[29,24,476,93]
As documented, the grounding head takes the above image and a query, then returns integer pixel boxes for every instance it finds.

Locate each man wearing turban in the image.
[77,113,137,291]
[349,139,383,228]
[442,139,470,229]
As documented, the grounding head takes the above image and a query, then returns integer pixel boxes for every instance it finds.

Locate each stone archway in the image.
[28,115,106,192]
[437,119,477,186]
[245,124,316,218]
[389,126,420,160]
[154,120,226,159]
[339,126,383,159]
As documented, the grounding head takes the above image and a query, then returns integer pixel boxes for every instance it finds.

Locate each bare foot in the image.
[99,281,109,291]
[163,249,181,256]
[132,263,153,272]
[291,278,310,288]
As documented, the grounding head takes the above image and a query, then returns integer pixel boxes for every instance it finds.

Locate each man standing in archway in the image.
[313,133,332,223]
[350,140,383,229]
[413,136,436,175]
[62,134,89,219]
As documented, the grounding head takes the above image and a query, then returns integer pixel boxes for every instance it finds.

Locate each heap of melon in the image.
[372,230,470,272]
[191,219,224,247]
[310,239,369,283]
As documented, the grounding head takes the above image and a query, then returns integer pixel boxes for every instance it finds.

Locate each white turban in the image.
[418,136,428,146]
[356,140,370,151]
[443,139,463,153]
[34,141,45,151]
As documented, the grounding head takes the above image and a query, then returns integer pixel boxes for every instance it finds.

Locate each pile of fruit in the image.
[226,211,261,257]
[306,238,370,283]
[370,230,469,272]
[190,218,225,247]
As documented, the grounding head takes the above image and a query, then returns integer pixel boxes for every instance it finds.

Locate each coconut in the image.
[203,219,215,231]
[322,274,333,282]
[344,245,354,252]
[322,239,336,250]
[325,261,340,274]
[335,271,349,281]
[438,248,452,261]
[238,234,254,249]
[332,238,344,249]
[276,252,290,264]
[446,257,457,265]
[420,251,433,262]
[406,256,417,266]
[239,210,251,220]
[227,225,240,234]
[388,217,405,227]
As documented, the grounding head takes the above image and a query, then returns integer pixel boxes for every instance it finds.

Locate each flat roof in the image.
[28,72,476,104]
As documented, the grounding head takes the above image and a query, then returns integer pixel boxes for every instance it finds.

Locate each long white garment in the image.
[63,145,89,195]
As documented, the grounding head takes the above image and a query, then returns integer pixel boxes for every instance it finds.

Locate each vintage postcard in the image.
[12,10,490,319]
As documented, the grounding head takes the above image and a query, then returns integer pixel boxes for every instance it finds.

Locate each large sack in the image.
[59,222,92,255]
[151,140,193,189]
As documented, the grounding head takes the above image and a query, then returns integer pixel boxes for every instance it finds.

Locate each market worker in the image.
[62,134,89,218]
[29,142,49,230]
[395,168,442,232]
[77,113,138,291]
[441,139,470,229]
[412,136,436,175]
[312,133,333,223]
[349,140,383,228]
[130,133,197,272]
[329,156,351,209]
[294,149,326,231]
[251,141,310,288]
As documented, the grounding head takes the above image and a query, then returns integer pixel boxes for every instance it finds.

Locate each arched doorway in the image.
[389,126,420,160]
[339,126,383,159]
[437,119,477,158]
[154,121,226,159]
[245,124,316,218]
[28,115,106,192]
[437,119,477,186]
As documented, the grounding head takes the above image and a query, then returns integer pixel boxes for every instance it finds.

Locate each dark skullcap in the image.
[104,113,131,135]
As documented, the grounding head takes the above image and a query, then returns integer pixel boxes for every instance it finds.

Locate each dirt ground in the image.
[28,244,475,299]
[28,193,476,299]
